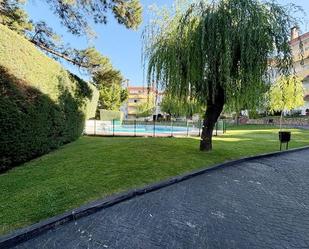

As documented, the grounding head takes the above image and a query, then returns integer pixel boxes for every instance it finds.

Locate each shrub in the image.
[0,25,99,171]
[99,109,123,121]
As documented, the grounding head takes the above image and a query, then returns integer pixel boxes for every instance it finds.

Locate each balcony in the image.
[128,94,151,99]
[128,102,140,107]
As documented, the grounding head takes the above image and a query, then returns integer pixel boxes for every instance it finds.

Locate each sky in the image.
[25,0,309,87]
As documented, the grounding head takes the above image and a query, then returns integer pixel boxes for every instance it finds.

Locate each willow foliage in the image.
[267,76,304,113]
[160,93,204,117]
[144,0,300,110]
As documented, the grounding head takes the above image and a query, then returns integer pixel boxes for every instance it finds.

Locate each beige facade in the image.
[290,29,309,115]
[126,86,156,119]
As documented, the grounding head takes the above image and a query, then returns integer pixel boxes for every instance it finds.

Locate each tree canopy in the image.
[144,0,301,151]
[0,0,32,34]
[92,62,128,111]
[137,100,155,118]
[1,0,142,71]
[41,0,142,36]
[160,94,203,118]
[1,0,140,113]
[267,76,304,113]
[1,0,142,36]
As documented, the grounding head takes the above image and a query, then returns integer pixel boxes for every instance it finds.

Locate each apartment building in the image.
[125,86,156,119]
[290,27,309,115]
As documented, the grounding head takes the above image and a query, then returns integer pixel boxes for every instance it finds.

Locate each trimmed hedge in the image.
[0,25,99,171]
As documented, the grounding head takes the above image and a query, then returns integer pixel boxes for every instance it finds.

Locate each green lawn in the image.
[1,126,309,235]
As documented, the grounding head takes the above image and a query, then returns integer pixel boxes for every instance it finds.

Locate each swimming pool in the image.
[115,125,191,133]
[84,120,201,136]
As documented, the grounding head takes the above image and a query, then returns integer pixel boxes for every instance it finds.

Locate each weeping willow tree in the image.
[161,93,204,118]
[144,0,301,151]
[267,75,304,129]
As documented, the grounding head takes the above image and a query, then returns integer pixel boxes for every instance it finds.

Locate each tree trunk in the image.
[280,111,283,131]
[235,112,239,126]
[200,87,225,151]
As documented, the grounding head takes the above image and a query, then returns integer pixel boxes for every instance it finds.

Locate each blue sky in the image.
[25,0,309,86]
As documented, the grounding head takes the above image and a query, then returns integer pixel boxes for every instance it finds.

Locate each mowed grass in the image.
[1,125,309,235]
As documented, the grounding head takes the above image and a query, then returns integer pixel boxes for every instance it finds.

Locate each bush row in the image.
[0,25,99,171]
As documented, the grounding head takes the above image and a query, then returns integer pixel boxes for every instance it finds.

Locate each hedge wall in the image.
[0,25,99,172]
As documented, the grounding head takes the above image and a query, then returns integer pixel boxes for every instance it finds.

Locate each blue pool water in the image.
[85,120,223,136]
[113,125,195,134]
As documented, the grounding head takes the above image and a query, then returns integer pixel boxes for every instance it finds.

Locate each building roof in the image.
[128,86,158,93]
[128,86,154,90]
[290,31,309,46]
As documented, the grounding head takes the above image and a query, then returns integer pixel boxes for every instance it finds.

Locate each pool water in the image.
[113,125,193,134]
[84,120,204,136]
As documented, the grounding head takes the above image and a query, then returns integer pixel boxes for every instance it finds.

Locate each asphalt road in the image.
[12,149,309,249]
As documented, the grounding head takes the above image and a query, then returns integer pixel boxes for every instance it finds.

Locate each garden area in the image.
[1,125,309,235]
[1,1,309,248]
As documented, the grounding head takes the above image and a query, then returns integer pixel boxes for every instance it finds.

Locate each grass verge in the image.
[1,126,309,235]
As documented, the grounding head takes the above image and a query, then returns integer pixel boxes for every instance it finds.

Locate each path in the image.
[11,149,309,249]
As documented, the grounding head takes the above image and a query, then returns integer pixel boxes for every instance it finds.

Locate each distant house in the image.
[120,86,164,119]
[125,86,156,119]
[290,27,309,115]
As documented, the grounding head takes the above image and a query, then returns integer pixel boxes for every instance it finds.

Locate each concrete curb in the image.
[1,146,309,249]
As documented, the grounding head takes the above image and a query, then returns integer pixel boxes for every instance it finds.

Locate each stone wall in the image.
[247,117,309,126]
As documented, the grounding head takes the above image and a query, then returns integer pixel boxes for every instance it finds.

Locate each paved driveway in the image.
[12,149,309,249]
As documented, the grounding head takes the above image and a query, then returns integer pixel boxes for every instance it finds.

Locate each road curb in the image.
[1,146,309,248]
